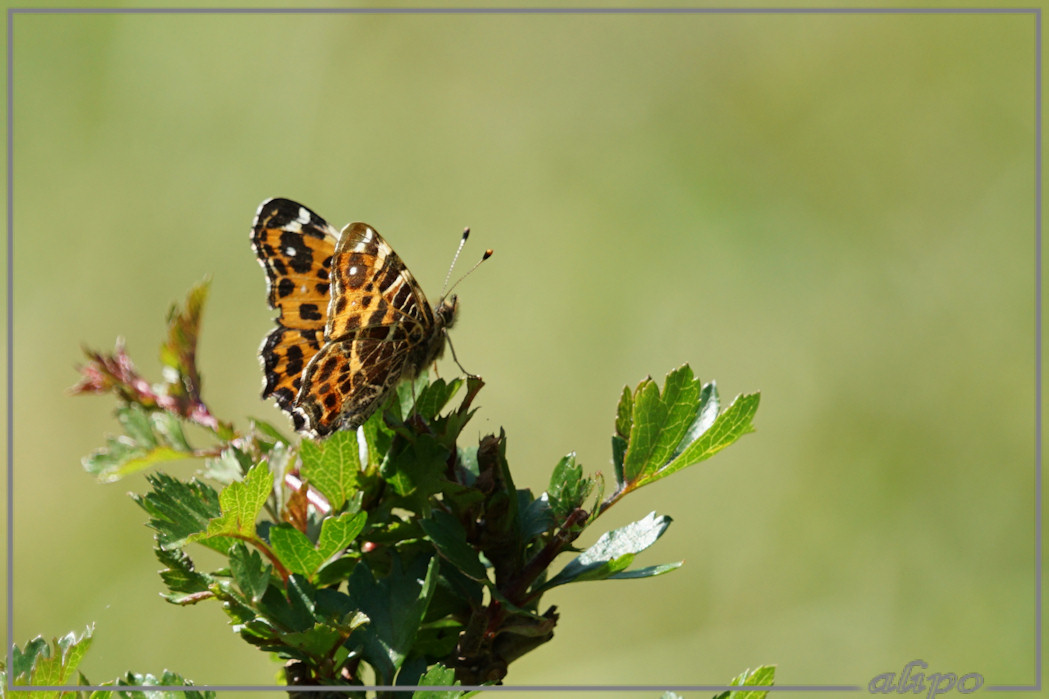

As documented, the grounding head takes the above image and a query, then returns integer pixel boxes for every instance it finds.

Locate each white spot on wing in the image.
[353,227,375,253]
[286,247,297,257]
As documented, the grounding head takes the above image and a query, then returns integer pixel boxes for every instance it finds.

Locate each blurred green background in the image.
[5,4,1040,696]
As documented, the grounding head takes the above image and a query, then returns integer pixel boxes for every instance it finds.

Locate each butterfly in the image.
[251,198,483,437]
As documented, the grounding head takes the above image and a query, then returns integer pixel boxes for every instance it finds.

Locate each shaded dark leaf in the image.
[421,510,487,580]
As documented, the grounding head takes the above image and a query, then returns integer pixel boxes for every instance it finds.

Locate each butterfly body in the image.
[251,198,455,437]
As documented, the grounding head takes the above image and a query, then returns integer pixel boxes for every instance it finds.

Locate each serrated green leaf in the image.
[155,545,212,600]
[269,512,364,581]
[56,629,91,684]
[119,402,156,446]
[348,556,439,684]
[84,440,194,482]
[383,432,448,498]
[214,461,272,533]
[622,379,661,482]
[229,542,271,603]
[258,574,318,633]
[11,637,48,680]
[278,625,346,659]
[83,404,199,482]
[436,404,479,445]
[614,365,759,492]
[10,626,93,688]
[614,384,633,439]
[540,512,671,590]
[132,473,223,551]
[622,365,702,482]
[316,511,366,559]
[634,391,760,489]
[421,510,487,580]
[93,670,215,699]
[313,555,361,589]
[393,372,429,420]
[564,551,635,583]
[188,462,272,545]
[547,452,595,518]
[269,524,324,577]
[150,411,193,452]
[360,408,393,467]
[202,445,251,485]
[548,453,579,496]
[313,587,366,626]
[301,430,360,511]
[414,377,464,421]
[413,663,463,698]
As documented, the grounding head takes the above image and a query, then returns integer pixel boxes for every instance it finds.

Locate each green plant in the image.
[3,628,774,698]
[1,626,212,698]
[30,280,764,695]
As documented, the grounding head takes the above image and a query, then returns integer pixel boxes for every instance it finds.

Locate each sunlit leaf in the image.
[188,462,272,545]
[540,512,673,590]
[301,430,360,511]
[614,365,759,492]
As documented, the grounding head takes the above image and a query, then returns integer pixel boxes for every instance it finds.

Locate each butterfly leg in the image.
[444,333,478,379]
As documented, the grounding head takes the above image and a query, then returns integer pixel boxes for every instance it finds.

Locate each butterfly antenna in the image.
[441,228,471,296]
[440,227,493,300]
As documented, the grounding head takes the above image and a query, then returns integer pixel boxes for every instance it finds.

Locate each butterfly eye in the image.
[435,296,458,327]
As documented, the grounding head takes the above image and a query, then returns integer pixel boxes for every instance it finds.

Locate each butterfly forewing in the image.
[251,199,340,417]
[325,222,436,340]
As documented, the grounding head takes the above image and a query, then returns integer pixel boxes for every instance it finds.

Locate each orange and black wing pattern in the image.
[251,198,339,430]
[295,221,449,436]
[251,199,455,437]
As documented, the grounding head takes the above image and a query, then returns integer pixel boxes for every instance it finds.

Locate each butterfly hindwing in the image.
[258,326,324,418]
[295,326,414,435]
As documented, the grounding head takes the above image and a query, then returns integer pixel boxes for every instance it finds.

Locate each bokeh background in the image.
[4,3,1041,697]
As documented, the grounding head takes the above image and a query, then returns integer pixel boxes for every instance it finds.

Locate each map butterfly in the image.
[251,198,485,437]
